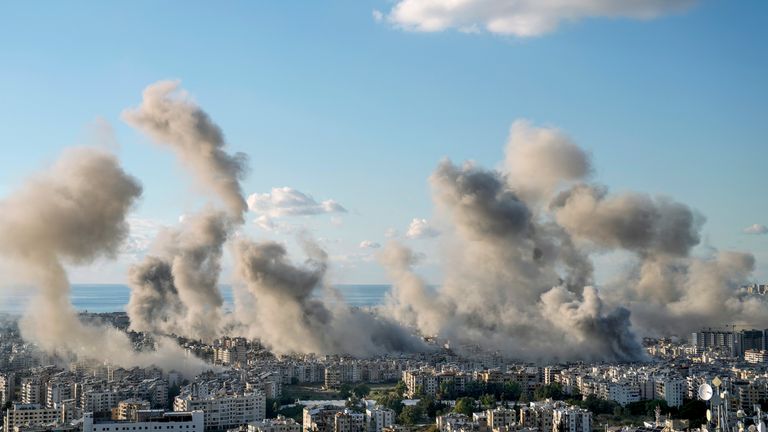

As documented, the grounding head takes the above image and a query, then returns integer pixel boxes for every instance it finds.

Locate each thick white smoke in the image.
[122,80,249,221]
[231,238,426,356]
[122,81,427,356]
[381,119,767,360]
[0,148,211,375]
[5,81,761,366]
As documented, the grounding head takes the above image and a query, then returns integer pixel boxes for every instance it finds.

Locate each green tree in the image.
[464,381,485,398]
[339,383,353,399]
[266,398,279,418]
[353,383,371,398]
[580,395,621,415]
[394,381,407,396]
[480,394,497,408]
[377,392,405,415]
[533,384,564,401]
[418,396,446,419]
[398,405,424,425]
[500,383,522,401]
[438,381,457,400]
[454,397,476,416]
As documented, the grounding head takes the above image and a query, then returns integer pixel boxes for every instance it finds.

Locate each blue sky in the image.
[0,0,766,284]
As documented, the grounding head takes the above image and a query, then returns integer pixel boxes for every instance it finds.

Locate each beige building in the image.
[112,399,151,421]
[3,404,64,432]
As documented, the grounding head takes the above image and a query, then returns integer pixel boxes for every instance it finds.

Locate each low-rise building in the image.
[3,404,64,432]
[83,410,203,432]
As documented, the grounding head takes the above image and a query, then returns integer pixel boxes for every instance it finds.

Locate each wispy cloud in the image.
[379,0,694,37]
[122,217,164,257]
[247,187,346,217]
[743,223,768,235]
[359,240,382,249]
[406,218,440,239]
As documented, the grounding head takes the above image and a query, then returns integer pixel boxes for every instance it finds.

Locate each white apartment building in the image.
[82,390,123,413]
[21,379,44,405]
[486,408,516,431]
[654,378,685,408]
[83,410,203,432]
[46,383,73,408]
[745,350,768,364]
[324,368,341,390]
[246,415,300,432]
[603,383,641,406]
[333,411,366,432]
[552,407,591,432]
[303,405,346,432]
[436,413,474,432]
[366,407,395,432]
[0,373,14,407]
[520,403,554,432]
[174,392,265,431]
[3,404,64,432]
[402,371,438,398]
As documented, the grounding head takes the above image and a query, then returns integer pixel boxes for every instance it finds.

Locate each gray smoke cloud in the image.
[122,81,425,357]
[551,184,702,257]
[382,119,768,361]
[123,81,245,341]
[381,155,642,361]
[0,148,211,375]
[233,238,427,356]
[505,119,592,205]
[122,80,248,221]
[127,209,230,340]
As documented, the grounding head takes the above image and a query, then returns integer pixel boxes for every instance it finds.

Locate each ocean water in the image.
[0,284,391,314]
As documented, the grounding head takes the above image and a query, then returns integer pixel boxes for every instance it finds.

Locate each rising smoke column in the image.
[122,80,248,220]
[0,148,211,375]
[126,209,231,339]
[233,238,427,356]
[381,121,640,361]
[0,148,142,357]
[122,81,245,339]
[383,119,768,359]
[121,81,424,355]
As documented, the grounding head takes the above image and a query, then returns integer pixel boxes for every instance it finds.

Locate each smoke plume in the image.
[381,119,768,361]
[233,238,427,356]
[0,148,211,375]
[122,80,248,221]
[123,81,246,340]
[127,209,231,339]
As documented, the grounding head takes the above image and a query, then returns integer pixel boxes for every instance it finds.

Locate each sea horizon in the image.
[0,284,392,314]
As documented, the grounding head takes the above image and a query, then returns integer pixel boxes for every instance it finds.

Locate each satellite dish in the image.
[699,384,713,401]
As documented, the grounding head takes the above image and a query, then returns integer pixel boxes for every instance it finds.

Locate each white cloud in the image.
[247,187,347,217]
[372,9,384,22]
[406,218,440,239]
[122,217,163,256]
[380,0,694,37]
[743,224,768,235]
[385,228,400,239]
[253,215,299,234]
[330,216,344,227]
[359,240,382,249]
